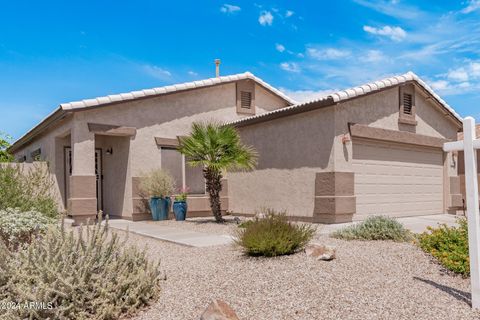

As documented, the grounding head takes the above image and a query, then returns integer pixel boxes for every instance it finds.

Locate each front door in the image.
[64,147,103,212]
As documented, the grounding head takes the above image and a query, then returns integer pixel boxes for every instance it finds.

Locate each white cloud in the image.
[280,62,301,73]
[279,88,334,103]
[430,80,450,91]
[353,0,422,20]
[187,70,198,76]
[461,0,480,13]
[470,62,480,77]
[429,61,480,95]
[142,65,172,80]
[275,43,285,52]
[259,11,274,26]
[307,48,351,60]
[361,50,387,62]
[220,4,241,14]
[363,25,407,41]
[447,68,469,82]
[285,10,294,17]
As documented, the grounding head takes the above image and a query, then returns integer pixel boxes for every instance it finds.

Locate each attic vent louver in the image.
[403,93,413,115]
[240,91,252,108]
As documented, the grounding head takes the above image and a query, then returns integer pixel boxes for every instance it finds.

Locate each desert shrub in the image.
[140,168,176,198]
[238,220,254,228]
[235,209,316,257]
[0,208,54,249]
[331,215,413,241]
[0,220,162,320]
[0,163,58,218]
[417,218,469,276]
[0,132,13,162]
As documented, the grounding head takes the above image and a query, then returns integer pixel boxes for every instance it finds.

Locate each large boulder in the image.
[200,300,240,320]
[305,243,336,261]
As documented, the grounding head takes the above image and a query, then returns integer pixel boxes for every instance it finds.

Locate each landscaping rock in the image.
[254,212,266,219]
[305,243,336,261]
[200,300,240,320]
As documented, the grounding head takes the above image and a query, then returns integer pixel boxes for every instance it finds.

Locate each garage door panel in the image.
[353,140,444,218]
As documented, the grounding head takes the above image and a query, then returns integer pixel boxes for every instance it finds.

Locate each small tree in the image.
[0,132,13,162]
[178,122,257,222]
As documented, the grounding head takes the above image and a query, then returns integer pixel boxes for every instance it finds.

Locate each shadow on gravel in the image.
[414,277,471,306]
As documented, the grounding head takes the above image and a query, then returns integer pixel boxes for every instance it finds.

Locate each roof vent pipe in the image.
[215,59,221,77]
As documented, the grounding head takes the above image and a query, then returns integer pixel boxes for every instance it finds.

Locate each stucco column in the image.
[313,172,356,223]
[68,122,97,225]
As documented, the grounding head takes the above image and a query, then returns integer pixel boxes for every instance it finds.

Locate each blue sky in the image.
[1,0,480,139]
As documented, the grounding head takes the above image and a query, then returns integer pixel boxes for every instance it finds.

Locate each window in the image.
[161,147,183,190]
[17,155,26,163]
[240,91,252,109]
[160,147,205,194]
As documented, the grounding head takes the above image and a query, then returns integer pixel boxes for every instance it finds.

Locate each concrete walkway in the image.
[106,219,233,247]
[316,214,461,235]
[70,214,460,248]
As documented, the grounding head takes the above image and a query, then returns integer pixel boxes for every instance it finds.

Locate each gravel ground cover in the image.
[123,217,479,320]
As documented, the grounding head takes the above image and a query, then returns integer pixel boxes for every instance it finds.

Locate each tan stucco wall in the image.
[333,86,459,171]
[231,84,461,220]
[229,106,335,217]
[12,81,289,219]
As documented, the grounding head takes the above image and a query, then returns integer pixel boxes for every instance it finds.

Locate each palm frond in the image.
[177,121,258,172]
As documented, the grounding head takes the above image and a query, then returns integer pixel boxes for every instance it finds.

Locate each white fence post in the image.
[443,116,480,309]
[462,117,480,309]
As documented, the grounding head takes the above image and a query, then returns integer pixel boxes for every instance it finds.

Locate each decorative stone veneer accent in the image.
[68,175,97,225]
[313,172,355,224]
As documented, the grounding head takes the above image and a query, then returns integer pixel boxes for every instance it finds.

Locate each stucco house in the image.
[8,73,294,224]
[9,71,463,224]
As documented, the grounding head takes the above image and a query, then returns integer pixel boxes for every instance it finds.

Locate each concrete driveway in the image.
[317,214,462,235]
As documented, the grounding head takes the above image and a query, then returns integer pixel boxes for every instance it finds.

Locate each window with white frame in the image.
[160,147,205,194]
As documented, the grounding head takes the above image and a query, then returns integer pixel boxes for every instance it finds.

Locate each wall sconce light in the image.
[106,147,113,155]
[342,134,351,144]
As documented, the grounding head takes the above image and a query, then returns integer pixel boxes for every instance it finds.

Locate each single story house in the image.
[9,71,463,224]
[9,73,294,224]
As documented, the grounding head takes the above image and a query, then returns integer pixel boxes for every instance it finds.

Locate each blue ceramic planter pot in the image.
[149,196,171,221]
[173,201,188,221]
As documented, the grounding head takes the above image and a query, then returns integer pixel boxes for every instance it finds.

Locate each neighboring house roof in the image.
[9,72,296,153]
[457,124,480,140]
[226,71,463,127]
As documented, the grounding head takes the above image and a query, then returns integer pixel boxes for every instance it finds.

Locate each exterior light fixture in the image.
[106,148,113,155]
[342,134,351,144]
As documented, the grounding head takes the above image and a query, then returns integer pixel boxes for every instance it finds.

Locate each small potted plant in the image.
[173,187,188,221]
[140,169,175,221]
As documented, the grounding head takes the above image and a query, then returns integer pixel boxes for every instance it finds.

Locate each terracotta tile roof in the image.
[226,71,463,127]
[60,72,296,110]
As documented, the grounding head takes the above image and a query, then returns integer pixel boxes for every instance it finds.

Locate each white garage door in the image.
[353,139,444,219]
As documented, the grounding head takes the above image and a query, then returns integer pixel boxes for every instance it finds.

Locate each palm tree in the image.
[178,122,257,222]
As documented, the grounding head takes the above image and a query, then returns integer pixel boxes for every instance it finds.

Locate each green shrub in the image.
[140,168,176,198]
[0,220,162,319]
[0,208,54,249]
[331,215,413,241]
[234,210,316,257]
[417,218,469,276]
[237,220,254,228]
[0,163,58,218]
